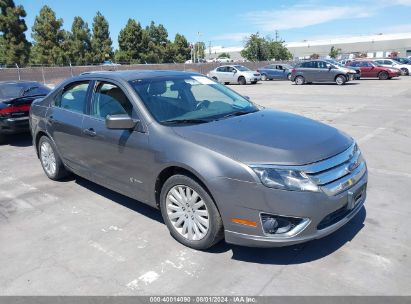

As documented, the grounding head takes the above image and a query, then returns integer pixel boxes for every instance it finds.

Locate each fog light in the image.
[261,213,303,235]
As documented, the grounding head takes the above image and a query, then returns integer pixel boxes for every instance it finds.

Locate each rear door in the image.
[47,81,91,173]
[298,61,316,81]
[81,80,150,200]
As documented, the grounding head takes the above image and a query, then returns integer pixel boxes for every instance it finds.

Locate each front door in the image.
[81,80,150,201]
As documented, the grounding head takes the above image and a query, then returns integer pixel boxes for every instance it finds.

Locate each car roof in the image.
[77,69,201,81]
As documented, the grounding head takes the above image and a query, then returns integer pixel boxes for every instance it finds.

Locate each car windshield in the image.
[0,82,50,100]
[129,75,258,124]
[233,65,250,71]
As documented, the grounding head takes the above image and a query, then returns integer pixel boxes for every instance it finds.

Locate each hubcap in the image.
[296,77,303,85]
[166,185,209,241]
[40,141,56,176]
[336,77,344,84]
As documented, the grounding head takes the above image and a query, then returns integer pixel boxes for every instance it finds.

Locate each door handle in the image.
[83,128,97,137]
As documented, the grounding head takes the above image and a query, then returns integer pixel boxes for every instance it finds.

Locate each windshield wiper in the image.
[217,109,258,120]
[162,118,210,125]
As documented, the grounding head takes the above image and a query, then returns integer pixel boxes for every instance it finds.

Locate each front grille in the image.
[301,143,367,196]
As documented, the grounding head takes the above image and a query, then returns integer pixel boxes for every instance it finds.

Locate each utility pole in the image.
[275,30,279,42]
[208,41,212,59]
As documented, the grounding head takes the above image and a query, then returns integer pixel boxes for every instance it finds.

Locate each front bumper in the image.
[0,116,30,134]
[209,151,368,247]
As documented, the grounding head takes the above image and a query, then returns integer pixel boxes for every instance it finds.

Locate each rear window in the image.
[0,82,50,100]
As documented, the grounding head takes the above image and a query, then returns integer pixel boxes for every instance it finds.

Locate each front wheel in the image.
[238,76,247,85]
[378,71,389,80]
[335,75,346,85]
[401,68,409,76]
[295,75,305,85]
[287,73,291,81]
[38,136,70,180]
[160,174,224,250]
[261,74,268,81]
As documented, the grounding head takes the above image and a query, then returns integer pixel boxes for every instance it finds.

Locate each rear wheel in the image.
[335,75,346,85]
[160,174,224,250]
[38,136,70,180]
[295,75,305,85]
[378,71,389,80]
[287,73,291,80]
[238,76,247,85]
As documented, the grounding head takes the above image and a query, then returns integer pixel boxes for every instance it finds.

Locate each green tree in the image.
[118,18,143,63]
[173,33,190,62]
[69,16,92,65]
[91,11,113,63]
[241,33,269,61]
[329,46,341,59]
[194,41,205,59]
[218,52,230,58]
[267,39,292,60]
[30,5,68,65]
[0,0,30,66]
[147,21,168,46]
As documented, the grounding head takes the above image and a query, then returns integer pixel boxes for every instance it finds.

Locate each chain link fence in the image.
[0,61,294,86]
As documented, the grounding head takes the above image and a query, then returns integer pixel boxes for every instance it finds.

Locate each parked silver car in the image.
[207,65,261,85]
[291,60,357,85]
[30,70,367,249]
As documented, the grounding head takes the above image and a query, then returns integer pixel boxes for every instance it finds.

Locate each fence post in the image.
[69,61,73,77]
[15,63,21,80]
[41,66,46,84]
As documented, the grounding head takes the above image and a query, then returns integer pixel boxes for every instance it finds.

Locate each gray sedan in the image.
[30,70,367,249]
[207,65,261,85]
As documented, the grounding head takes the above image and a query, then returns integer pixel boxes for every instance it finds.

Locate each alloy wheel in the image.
[40,141,56,176]
[166,185,210,241]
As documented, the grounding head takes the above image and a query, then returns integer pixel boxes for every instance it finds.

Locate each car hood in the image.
[173,110,353,165]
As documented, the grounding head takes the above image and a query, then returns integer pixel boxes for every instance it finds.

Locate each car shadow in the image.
[208,207,366,265]
[302,82,360,86]
[1,133,33,147]
[74,176,164,224]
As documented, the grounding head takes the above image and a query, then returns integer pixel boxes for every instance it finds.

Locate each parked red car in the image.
[345,60,401,80]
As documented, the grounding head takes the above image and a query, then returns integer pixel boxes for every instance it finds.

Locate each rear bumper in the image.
[0,116,30,134]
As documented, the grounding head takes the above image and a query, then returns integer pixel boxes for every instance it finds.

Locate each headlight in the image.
[250,166,319,192]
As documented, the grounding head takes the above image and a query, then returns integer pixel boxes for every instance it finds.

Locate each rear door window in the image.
[91,82,133,119]
[54,81,89,114]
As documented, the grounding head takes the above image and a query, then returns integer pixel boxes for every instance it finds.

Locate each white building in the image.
[208,32,411,60]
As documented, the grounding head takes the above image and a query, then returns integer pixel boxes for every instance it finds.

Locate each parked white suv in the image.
[207,65,261,85]
[373,59,410,75]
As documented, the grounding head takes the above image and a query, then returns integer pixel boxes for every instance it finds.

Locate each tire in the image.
[335,75,346,85]
[287,73,291,81]
[295,75,305,85]
[0,134,5,145]
[211,76,218,82]
[261,74,268,81]
[401,68,409,76]
[378,71,389,80]
[238,76,246,85]
[38,136,70,180]
[224,82,229,85]
[251,81,257,84]
[160,174,224,250]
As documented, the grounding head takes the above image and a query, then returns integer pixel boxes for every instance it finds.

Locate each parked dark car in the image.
[0,81,51,143]
[346,61,401,79]
[291,60,357,85]
[257,64,293,81]
[30,70,367,249]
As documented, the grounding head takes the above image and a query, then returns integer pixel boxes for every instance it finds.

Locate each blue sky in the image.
[19,0,411,49]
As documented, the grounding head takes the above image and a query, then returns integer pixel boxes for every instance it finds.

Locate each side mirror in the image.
[106,114,138,130]
[243,96,250,100]
[233,69,237,74]
[326,64,331,69]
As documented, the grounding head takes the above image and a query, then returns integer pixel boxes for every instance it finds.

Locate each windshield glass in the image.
[0,82,50,100]
[129,75,258,124]
[233,65,250,71]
